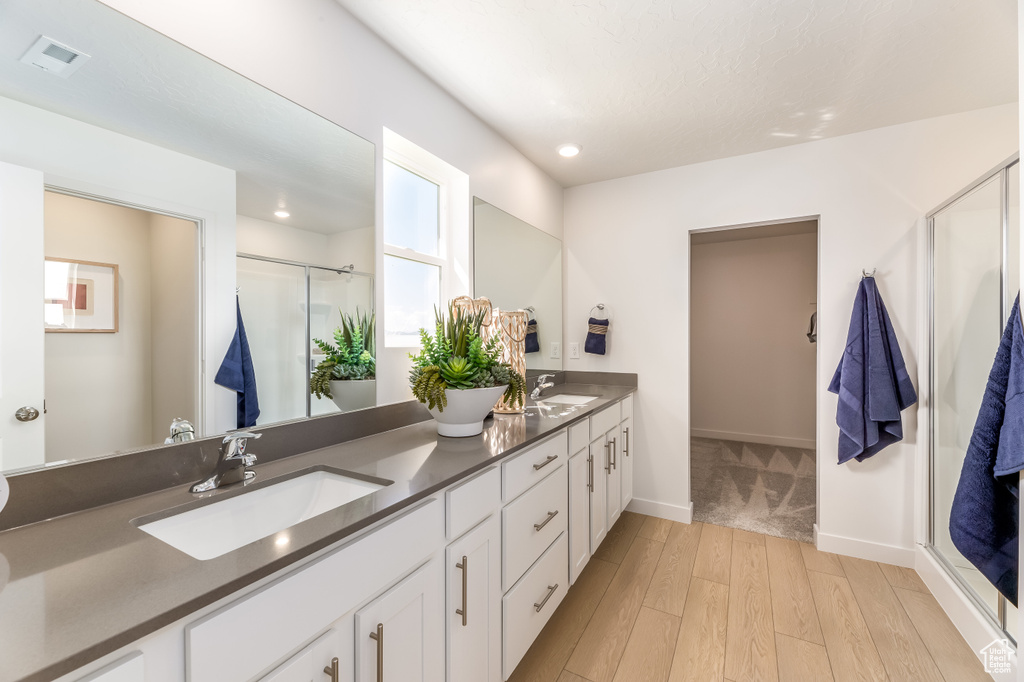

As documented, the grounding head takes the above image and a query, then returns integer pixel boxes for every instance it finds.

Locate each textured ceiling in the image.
[0,0,374,233]
[337,0,1018,187]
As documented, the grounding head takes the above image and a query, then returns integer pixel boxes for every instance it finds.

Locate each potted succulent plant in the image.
[311,309,376,412]
[409,302,526,437]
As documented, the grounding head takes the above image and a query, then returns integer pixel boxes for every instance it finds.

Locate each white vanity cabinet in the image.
[620,395,634,512]
[261,627,352,682]
[77,652,144,682]
[355,559,444,682]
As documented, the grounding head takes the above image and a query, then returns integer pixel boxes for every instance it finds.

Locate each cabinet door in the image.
[588,439,608,552]
[355,560,443,682]
[446,516,500,682]
[568,449,591,585]
[261,625,353,682]
[620,417,633,511]
[77,652,143,682]
[605,429,622,529]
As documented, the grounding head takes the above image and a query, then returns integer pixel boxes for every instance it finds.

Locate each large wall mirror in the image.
[0,0,375,474]
[473,198,562,371]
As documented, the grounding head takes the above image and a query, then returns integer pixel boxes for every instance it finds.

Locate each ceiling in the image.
[0,0,375,234]
[337,0,1018,187]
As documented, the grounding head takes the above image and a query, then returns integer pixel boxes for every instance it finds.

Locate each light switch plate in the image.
[569,342,580,359]
[550,342,560,359]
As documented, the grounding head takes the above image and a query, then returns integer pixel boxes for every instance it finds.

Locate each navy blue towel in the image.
[950,295,1024,605]
[585,317,609,355]
[828,277,917,463]
[525,319,539,353]
[214,297,260,428]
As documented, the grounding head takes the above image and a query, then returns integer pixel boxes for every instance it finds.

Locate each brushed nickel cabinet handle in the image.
[533,454,558,470]
[604,442,611,473]
[625,427,630,456]
[456,555,468,626]
[611,437,617,470]
[534,510,558,531]
[534,584,559,612]
[369,623,383,682]
[323,656,339,681]
[588,454,594,493]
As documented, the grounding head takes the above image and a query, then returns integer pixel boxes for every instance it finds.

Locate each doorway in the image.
[689,219,819,542]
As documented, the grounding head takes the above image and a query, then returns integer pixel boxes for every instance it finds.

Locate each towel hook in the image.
[524,306,536,314]
[862,268,876,278]
[590,303,607,318]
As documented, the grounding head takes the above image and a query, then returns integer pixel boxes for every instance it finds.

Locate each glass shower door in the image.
[930,159,1020,639]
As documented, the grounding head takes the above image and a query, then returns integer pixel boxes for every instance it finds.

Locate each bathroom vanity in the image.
[0,377,636,682]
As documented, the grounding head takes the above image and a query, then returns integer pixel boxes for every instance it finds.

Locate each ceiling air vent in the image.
[19,36,91,79]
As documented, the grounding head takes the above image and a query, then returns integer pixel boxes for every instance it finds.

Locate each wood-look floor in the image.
[509,512,989,682]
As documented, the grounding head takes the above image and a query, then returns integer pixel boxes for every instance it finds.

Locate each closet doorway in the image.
[689,218,819,542]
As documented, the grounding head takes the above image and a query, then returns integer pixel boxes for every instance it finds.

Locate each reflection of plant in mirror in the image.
[408,302,526,411]
[311,310,376,399]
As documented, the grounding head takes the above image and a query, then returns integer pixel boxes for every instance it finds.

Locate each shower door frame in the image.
[926,153,1019,643]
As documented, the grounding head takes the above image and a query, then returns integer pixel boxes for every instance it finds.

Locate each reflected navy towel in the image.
[585,317,608,355]
[950,295,1024,605]
[525,319,539,353]
[828,277,917,463]
[214,297,260,428]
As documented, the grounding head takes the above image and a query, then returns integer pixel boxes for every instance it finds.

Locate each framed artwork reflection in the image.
[44,258,119,333]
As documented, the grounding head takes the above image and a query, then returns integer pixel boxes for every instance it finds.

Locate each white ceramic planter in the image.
[427,385,508,437]
[329,379,376,412]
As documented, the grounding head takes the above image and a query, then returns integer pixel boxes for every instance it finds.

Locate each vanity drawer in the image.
[590,405,620,442]
[447,465,499,540]
[620,394,633,423]
[186,499,442,682]
[568,419,590,455]
[502,533,568,679]
[502,464,567,591]
[502,431,567,502]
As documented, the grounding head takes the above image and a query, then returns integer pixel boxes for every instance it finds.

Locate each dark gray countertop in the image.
[0,383,634,682]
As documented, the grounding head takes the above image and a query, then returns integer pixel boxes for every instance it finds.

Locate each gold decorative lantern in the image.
[492,308,527,414]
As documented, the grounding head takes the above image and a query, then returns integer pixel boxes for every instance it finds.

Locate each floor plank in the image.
[838,556,943,681]
[565,536,665,682]
[724,541,778,682]
[594,512,645,564]
[733,528,766,545]
[775,633,833,682]
[509,558,618,682]
[643,521,703,616]
[806,571,888,682]
[557,672,594,682]
[637,516,673,543]
[878,562,929,594]
[894,586,991,682]
[800,542,845,576]
[692,523,733,585]
[667,578,729,682]
[611,607,681,682]
[765,535,824,645]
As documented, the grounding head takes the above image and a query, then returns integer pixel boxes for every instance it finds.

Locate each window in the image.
[382,129,469,347]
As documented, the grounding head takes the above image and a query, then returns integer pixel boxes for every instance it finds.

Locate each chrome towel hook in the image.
[862,268,876,278]
[590,303,607,318]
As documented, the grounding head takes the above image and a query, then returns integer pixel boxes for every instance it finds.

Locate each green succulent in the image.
[311,309,376,399]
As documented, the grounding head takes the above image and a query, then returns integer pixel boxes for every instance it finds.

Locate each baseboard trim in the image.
[626,497,692,524]
[815,530,916,567]
[690,428,815,450]
[915,545,1016,679]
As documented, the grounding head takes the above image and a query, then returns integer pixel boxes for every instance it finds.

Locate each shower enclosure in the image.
[236,253,375,425]
[929,154,1019,642]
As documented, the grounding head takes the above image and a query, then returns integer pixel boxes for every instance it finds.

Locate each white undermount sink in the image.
[137,470,388,560]
[537,394,599,405]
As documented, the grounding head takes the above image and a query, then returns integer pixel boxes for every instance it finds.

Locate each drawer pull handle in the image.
[323,657,339,682]
[534,510,558,531]
[612,437,617,470]
[588,454,594,493]
[533,454,558,470]
[625,427,630,457]
[456,555,468,626]
[604,441,612,473]
[534,584,559,612]
[369,622,383,682]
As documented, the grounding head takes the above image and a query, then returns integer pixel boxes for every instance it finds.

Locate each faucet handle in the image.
[536,373,555,383]
[221,430,261,458]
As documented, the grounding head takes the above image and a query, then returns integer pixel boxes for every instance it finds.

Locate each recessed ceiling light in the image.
[274,210,290,218]
[558,143,581,158]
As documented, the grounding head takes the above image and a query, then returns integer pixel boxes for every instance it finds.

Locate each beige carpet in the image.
[690,436,816,543]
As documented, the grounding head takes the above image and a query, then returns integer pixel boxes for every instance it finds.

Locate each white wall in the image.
[237,215,375,274]
[690,232,817,448]
[565,103,1018,563]
[0,95,236,438]
[100,0,565,406]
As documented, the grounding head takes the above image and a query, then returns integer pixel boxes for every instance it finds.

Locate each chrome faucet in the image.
[530,374,556,400]
[190,431,261,493]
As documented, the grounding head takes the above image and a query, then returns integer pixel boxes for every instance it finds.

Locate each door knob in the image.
[15,407,39,422]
